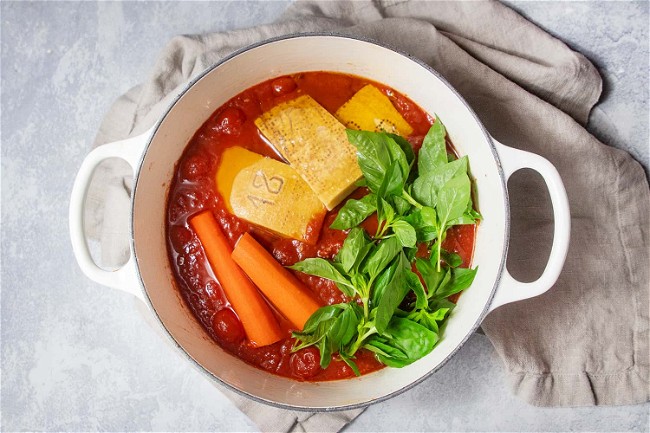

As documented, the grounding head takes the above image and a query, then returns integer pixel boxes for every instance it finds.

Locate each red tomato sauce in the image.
[166,72,476,381]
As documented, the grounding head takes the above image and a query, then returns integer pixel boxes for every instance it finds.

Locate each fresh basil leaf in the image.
[319,338,333,369]
[371,258,397,309]
[407,310,432,334]
[417,120,447,176]
[330,194,377,230]
[363,337,408,361]
[436,268,452,297]
[440,249,463,268]
[412,156,468,208]
[291,330,322,350]
[374,252,412,335]
[378,160,404,198]
[341,306,363,346]
[448,205,482,226]
[467,208,482,221]
[430,242,441,264]
[405,246,419,262]
[377,197,395,227]
[392,307,409,318]
[347,129,411,197]
[447,214,477,226]
[392,195,412,216]
[299,305,343,334]
[350,273,369,297]
[327,303,361,348]
[404,206,438,242]
[339,352,361,376]
[374,317,438,367]
[289,258,355,297]
[429,307,450,322]
[293,303,362,369]
[429,156,468,192]
[420,206,437,227]
[431,297,455,308]
[387,133,415,167]
[385,135,410,181]
[415,257,446,296]
[293,304,349,348]
[336,228,371,273]
[347,129,393,192]
[293,319,331,351]
[392,219,417,248]
[428,298,457,315]
[411,175,437,208]
[437,173,471,225]
[407,270,428,310]
[435,266,478,298]
[355,245,375,274]
[362,236,402,280]
[407,307,449,334]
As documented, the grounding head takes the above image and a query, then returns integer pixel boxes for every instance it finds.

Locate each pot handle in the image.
[69,128,153,302]
[488,139,571,313]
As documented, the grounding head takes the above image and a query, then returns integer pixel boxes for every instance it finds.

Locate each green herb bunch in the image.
[289,121,481,374]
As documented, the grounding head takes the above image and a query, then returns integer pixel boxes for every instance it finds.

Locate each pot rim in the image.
[129,31,510,412]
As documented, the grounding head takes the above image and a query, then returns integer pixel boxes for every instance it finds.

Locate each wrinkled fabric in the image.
[85,0,649,431]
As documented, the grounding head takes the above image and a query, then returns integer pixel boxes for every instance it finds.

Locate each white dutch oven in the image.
[70,35,570,410]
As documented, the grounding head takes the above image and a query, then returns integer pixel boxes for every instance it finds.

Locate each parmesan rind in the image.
[255,95,362,210]
[216,146,325,242]
[335,84,413,137]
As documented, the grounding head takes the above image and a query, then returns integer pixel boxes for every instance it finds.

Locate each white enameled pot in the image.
[70,34,570,410]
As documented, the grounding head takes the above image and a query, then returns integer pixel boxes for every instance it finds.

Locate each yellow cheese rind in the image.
[216,146,325,242]
[335,84,413,137]
[254,95,362,210]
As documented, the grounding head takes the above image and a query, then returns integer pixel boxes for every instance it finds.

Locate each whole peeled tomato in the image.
[290,347,321,379]
[212,308,245,344]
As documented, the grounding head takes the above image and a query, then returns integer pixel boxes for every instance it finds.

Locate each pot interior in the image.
[132,35,508,409]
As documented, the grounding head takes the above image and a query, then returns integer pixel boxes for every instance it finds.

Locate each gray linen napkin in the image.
[85,0,650,430]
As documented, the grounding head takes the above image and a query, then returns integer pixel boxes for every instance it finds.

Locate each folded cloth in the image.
[86,0,649,430]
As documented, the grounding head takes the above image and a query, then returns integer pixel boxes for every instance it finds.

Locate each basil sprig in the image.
[290,121,481,373]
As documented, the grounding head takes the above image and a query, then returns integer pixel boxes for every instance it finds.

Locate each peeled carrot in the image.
[232,233,321,331]
[189,211,283,347]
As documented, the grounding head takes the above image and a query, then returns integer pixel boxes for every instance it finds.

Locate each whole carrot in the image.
[189,211,283,347]
[232,233,321,330]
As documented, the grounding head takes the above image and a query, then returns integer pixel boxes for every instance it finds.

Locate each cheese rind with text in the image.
[216,146,325,243]
[254,95,362,210]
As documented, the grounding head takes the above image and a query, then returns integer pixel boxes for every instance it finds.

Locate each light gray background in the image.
[1,1,648,432]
